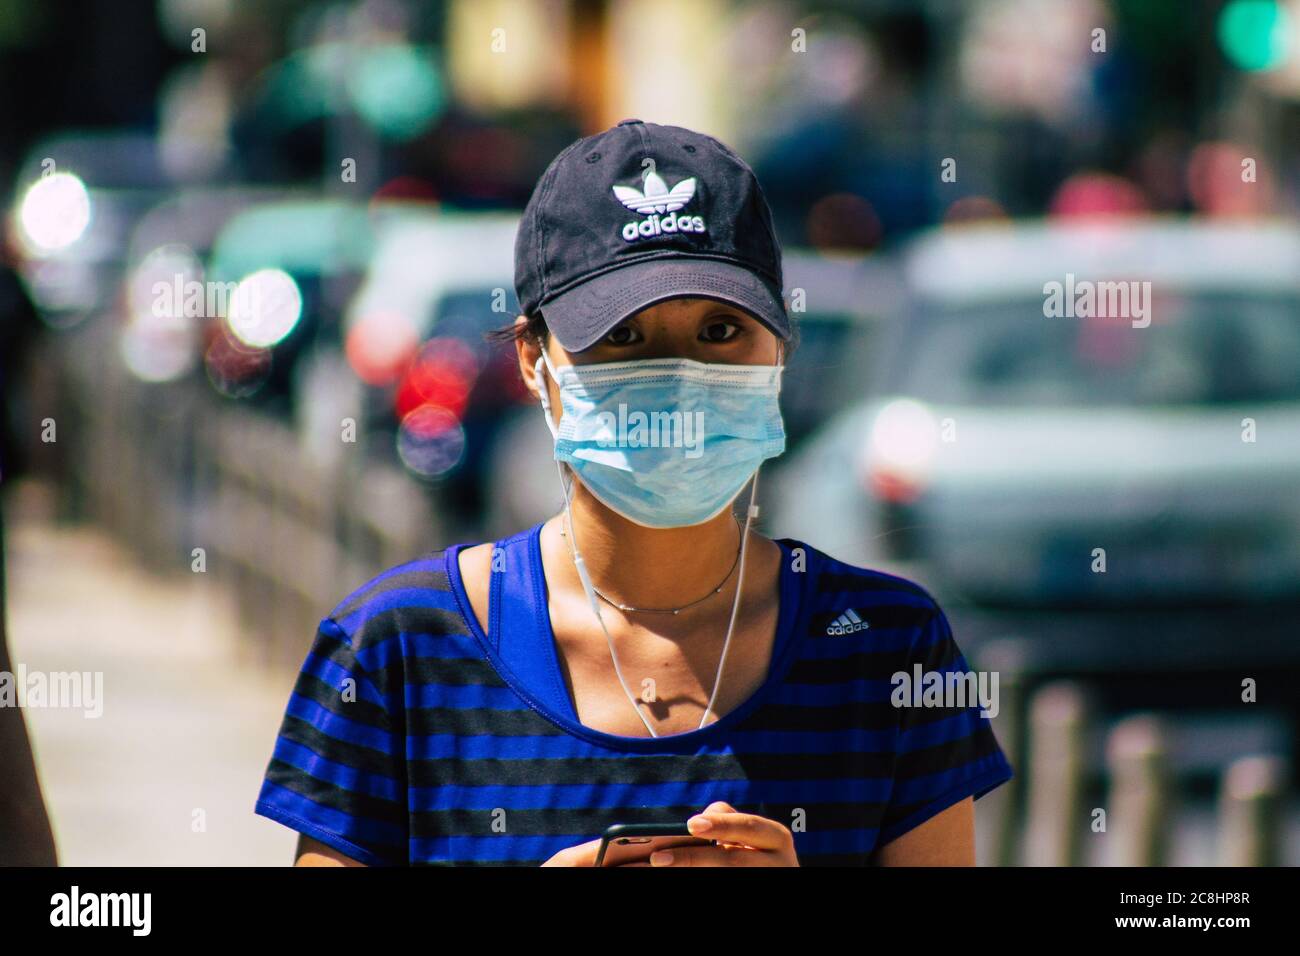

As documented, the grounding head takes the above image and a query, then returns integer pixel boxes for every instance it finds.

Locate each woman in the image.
[255,120,1013,866]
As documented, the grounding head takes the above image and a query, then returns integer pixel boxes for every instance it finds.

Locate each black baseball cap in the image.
[515,119,790,353]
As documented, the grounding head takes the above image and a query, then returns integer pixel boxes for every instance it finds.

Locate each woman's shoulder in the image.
[776,535,941,615]
[319,541,480,656]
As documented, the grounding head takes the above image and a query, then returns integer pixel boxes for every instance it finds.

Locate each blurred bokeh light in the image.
[1219,0,1292,71]
[18,172,91,253]
[397,404,467,478]
[225,268,303,348]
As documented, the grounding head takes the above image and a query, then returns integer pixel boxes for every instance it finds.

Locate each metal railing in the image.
[59,335,439,673]
[980,637,1292,866]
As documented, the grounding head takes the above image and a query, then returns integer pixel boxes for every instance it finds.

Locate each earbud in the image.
[535,356,559,439]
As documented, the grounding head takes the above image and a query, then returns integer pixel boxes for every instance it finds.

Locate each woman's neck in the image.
[552,483,749,611]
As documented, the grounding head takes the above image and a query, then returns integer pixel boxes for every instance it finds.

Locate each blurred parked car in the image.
[343,211,526,535]
[116,186,302,382]
[770,218,1300,684]
[204,197,411,415]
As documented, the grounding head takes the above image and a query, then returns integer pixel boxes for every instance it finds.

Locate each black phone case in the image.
[594,822,711,867]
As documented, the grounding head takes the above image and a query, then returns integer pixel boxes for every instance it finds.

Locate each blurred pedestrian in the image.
[0,235,41,483]
[0,233,58,866]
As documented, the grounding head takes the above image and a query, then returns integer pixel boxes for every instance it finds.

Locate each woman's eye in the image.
[603,325,641,346]
[700,321,740,342]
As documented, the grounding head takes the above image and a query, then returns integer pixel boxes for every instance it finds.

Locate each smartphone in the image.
[594,822,717,867]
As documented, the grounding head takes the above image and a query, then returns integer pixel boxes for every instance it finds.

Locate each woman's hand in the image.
[615,801,799,867]
[539,802,799,866]
[539,833,708,866]
[539,835,605,866]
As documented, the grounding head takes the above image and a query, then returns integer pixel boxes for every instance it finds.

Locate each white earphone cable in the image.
[537,353,760,737]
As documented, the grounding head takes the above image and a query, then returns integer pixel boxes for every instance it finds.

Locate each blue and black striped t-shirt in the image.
[255,522,1013,865]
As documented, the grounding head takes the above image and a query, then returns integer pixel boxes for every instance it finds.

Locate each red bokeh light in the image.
[345,311,421,386]
[1187,141,1274,218]
[393,337,479,421]
[1049,172,1148,219]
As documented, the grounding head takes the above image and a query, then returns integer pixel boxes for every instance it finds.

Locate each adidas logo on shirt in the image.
[826,608,870,635]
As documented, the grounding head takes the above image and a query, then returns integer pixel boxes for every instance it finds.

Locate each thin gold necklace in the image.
[559,512,743,615]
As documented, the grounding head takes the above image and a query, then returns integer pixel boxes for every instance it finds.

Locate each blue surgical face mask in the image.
[534,347,786,529]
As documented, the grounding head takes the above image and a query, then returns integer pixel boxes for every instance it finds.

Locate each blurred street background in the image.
[2,0,1299,865]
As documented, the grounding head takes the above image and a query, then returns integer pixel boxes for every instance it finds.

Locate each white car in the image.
[770,218,1300,670]
[344,210,521,345]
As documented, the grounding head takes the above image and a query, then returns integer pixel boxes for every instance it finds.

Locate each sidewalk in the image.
[5,485,298,865]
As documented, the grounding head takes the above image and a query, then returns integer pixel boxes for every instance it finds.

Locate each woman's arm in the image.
[293,834,367,867]
[873,797,975,866]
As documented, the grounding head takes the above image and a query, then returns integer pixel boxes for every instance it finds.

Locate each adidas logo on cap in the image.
[613,158,707,242]
[826,608,870,636]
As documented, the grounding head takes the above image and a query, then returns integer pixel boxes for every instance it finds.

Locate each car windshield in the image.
[889,292,1300,406]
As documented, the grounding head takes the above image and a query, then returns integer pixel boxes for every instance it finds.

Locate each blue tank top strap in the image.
[486,536,507,655]
[490,522,577,719]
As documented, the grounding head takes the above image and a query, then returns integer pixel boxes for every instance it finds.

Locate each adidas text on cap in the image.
[514,119,791,352]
